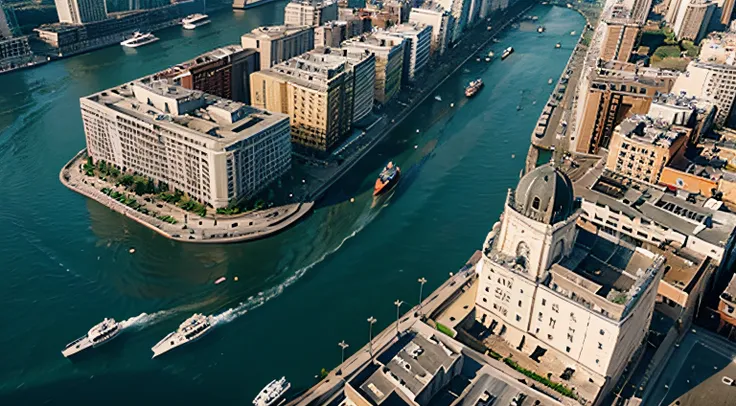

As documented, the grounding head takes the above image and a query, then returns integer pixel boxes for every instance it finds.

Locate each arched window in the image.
[516,241,530,271]
[532,196,541,210]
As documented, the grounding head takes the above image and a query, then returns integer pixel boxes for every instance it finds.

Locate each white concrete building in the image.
[409,5,454,56]
[672,0,715,42]
[378,23,432,82]
[436,0,471,42]
[81,79,292,208]
[240,25,315,70]
[53,0,107,25]
[284,0,338,27]
[475,164,664,386]
[342,35,405,104]
[674,33,736,126]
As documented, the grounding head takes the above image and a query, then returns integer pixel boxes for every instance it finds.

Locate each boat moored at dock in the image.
[151,313,213,358]
[181,14,210,30]
[120,32,159,48]
[253,377,291,406]
[62,318,121,358]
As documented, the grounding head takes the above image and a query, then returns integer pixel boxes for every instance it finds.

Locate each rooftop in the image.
[655,245,708,294]
[698,32,736,65]
[616,115,685,148]
[84,79,287,150]
[591,60,679,87]
[154,45,250,81]
[260,47,371,91]
[241,24,312,41]
[342,34,404,52]
[722,274,736,305]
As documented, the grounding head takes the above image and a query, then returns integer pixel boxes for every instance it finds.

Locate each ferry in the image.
[120,32,159,48]
[501,47,514,60]
[151,313,213,358]
[465,78,483,97]
[374,162,401,196]
[253,377,291,406]
[181,13,210,30]
[62,318,122,358]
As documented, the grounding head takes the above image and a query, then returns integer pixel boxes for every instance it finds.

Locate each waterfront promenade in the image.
[60,0,536,244]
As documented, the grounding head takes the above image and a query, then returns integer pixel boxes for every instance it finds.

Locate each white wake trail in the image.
[120,310,175,330]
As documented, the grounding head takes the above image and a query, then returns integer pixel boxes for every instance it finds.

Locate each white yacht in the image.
[62,318,122,358]
[120,32,159,48]
[151,313,213,358]
[181,14,210,30]
[253,377,291,406]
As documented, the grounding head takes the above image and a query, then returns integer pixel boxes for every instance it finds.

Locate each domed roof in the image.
[513,164,575,224]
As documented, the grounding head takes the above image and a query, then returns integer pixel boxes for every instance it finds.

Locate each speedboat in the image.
[151,313,213,358]
[253,377,291,406]
[502,47,514,60]
[537,26,545,33]
[120,32,159,48]
[181,13,210,30]
[555,42,562,49]
[62,318,122,358]
[434,95,442,102]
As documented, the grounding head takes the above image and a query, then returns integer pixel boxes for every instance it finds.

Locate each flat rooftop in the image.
[155,45,250,80]
[591,60,678,87]
[576,168,736,248]
[241,24,311,40]
[85,79,287,150]
[699,32,736,65]
[721,274,736,305]
[342,34,403,51]
[616,115,685,148]
[262,49,350,91]
[654,245,707,293]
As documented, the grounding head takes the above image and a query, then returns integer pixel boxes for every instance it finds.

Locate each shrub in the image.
[503,358,577,399]
[435,322,455,337]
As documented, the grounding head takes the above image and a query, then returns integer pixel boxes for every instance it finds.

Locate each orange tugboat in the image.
[373,162,401,196]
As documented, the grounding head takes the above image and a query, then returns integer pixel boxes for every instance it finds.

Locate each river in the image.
[0,3,585,403]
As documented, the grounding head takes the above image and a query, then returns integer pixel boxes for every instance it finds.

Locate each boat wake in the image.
[211,203,380,328]
[120,310,174,330]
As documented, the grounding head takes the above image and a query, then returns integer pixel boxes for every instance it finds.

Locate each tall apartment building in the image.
[378,23,431,83]
[722,0,736,25]
[341,47,376,123]
[572,61,677,154]
[409,5,454,56]
[342,35,405,104]
[155,46,260,105]
[600,5,643,63]
[436,0,471,43]
[672,0,715,42]
[0,0,19,39]
[673,33,736,127]
[605,115,688,185]
[475,164,664,388]
[284,0,338,27]
[240,25,315,71]
[250,48,375,151]
[81,79,292,208]
[54,0,107,24]
[314,20,348,48]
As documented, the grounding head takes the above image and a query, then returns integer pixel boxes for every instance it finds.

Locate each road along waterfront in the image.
[0,4,585,403]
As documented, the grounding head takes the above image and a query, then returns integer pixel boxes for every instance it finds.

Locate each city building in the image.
[250,48,375,151]
[54,0,108,25]
[154,46,260,104]
[314,20,347,48]
[240,25,315,71]
[605,115,688,185]
[408,4,454,56]
[342,34,404,104]
[0,36,32,70]
[284,0,338,28]
[474,164,664,390]
[377,23,431,83]
[722,0,736,25]
[575,169,736,285]
[718,274,736,338]
[600,5,643,63]
[647,92,715,145]
[571,61,677,155]
[291,322,566,406]
[0,0,19,39]
[672,0,715,42]
[336,7,373,37]
[436,0,471,43]
[80,79,292,208]
[673,32,736,127]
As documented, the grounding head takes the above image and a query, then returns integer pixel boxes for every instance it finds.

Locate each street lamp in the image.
[394,300,403,337]
[418,277,427,316]
[337,340,349,375]
[367,316,377,358]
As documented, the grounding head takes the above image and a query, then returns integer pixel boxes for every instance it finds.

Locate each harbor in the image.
[0,3,585,403]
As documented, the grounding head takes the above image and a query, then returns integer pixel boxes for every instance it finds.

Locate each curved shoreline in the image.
[60,149,314,244]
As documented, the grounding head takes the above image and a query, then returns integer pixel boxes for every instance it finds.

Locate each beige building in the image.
[378,23,432,83]
[572,61,677,155]
[284,0,338,27]
[475,164,664,387]
[673,33,736,127]
[250,48,375,151]
[606,115,688,185]
[240,25,314,71]
[648,92,715,144]
[600,5,643,63]
[81,79,292,208]
[54,0,106,25]
[314,20,347,48]
[342,35,405,104]
[672,0,715,42]
[408,4,454,56]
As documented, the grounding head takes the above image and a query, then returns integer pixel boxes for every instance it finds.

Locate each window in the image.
[600,329,605,335]
[549,318,556,328]
[596,359,600,364]
[516,314,521,322]
[538,312,543,321]
[598,342,603,350]
[552,304,559,313]
[482,298,487,302]
[532,196,541,210]
[485,287,489,292]
[542,298,547,306]
[567,333,574,342]
[518,300,522,307]
[566,346,571,353]
[570,312,576,323]
[548,334,554,340]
